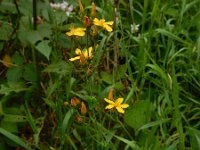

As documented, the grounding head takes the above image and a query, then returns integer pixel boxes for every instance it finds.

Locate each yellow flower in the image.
[66,26,86,37]
[69,47,93,64]
[93,18,113,32]
[104,98,129,114]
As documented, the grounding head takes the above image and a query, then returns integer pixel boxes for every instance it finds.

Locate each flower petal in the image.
[66,31,73,36]
[120,103,129,108]
[105,21,114,25]
[69,56,80,61]
[75,48,82,55]
[74,29,86,36]
[116,106,125,113]
[88,47,93,57]
[105,104,114,109]
[104,98,114,104]
[83,47,93,59]
[105,25,112,32]
[93,18,101,26]
[115,98,124,105]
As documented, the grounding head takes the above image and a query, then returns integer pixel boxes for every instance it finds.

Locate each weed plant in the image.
[0,0,200,149]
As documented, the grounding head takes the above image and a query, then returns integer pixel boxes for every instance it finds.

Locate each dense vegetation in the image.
[0,0,200,149]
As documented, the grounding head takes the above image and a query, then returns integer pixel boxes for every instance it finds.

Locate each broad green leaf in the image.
[12,52,24,65]
[0,121,18,133]
[18,0,32,16]
[0,22,13,40]
[37,23,52,38]
[35,40,51,60]
[125,100,152,130]
[0,128,32,150]
[43,60,71,75]
[2,114,26,123]
[26,31,43,45]
[0,82,28,96]
[0,1,16,13]
[6,66,23,83]
[23,64,37,82]
[17,16,32,46]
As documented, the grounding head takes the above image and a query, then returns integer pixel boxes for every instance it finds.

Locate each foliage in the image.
[0,0,200,149]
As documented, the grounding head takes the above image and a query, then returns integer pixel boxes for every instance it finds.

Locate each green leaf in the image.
[0,128,32,150]
[114,135,140,149]
[2,114,27,123]
[113,82,124,90]
[26,31,43,45]
[23,64,37,82]
[138,119,171,131]
[43,60,71,75]
[88,96,98,110]
[125,100,152,130]
[61,109,74,136]
[0,82,28,96]
[0,121,18,133]
[35,40,51,60]
[37,23,52,39]
[155,28,190,45]
[6,66,23,83]
[0,22,13,40]
[101,71,112,84]
[12,52,24,65]
[43,98,56,109]
[188,127,200,150]
[24,102,38,134]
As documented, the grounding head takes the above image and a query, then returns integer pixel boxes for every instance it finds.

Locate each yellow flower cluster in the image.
[69,47,93,64]
[65,1,114,64]
[64,1,129,115]
[104,89,129,114]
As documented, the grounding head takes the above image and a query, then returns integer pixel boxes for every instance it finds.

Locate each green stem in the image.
[32,0,41,98]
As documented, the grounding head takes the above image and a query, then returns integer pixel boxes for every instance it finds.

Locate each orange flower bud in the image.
[108,88,114,100]
[81,102,87,114]
[92,25,98,36]
[71,97,80,106]
[77,0,84,13]
[84,16,91,27]
[91,2,96,17]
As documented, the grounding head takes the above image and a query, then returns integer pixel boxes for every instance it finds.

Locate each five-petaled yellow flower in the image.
[66,26,86,37]
[104,98,129,114]
[93,18,113,32]
[69,47,93,64]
